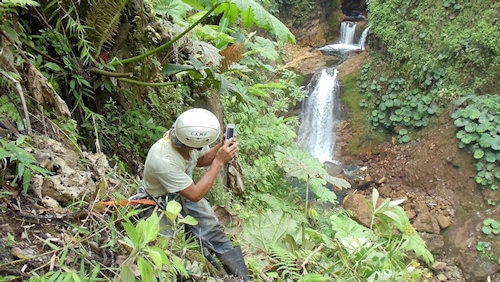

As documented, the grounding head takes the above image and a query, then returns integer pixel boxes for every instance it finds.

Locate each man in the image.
[131,108,249,281]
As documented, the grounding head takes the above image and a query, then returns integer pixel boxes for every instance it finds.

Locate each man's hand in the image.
[215,136,238,164]
[182,136,239,202]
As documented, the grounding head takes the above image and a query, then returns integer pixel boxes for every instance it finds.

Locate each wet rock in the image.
[324,161,344,177]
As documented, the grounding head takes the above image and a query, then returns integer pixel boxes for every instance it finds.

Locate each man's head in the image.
[172,108,220,148]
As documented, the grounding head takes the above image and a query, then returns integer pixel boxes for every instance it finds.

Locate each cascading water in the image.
[317,21,370,57]
[359,25,370,51]
[297,68,340,163]
[340,21,356,45]
[298,21,370,164]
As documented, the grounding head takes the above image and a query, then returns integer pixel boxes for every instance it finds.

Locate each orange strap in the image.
[97,199,158,207]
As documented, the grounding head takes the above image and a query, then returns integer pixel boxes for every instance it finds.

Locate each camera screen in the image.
[226,128,234,140]
[226,124,235,140]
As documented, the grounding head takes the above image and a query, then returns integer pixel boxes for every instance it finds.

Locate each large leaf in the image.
[275,146,351,190]
[231,0,295,43]
[246,36,279,60]
[241,210,301,251]
[160,64,196,76]
[309,179,337,204]
[181,0,295,43]
[330,213,375,253]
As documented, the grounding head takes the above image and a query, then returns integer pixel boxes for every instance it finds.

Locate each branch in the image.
[90,68,133,78]
[110,3,221,66]
[20,38,63,65]
[1,72,32,136]
[116,77,196,87]
[301,243,324,272]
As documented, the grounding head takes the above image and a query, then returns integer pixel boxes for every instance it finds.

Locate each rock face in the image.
[278,0,339,46]
[30,135,112,206]
[284,45,339,75]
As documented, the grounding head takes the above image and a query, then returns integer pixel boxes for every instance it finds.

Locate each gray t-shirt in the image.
[142,133,209,198]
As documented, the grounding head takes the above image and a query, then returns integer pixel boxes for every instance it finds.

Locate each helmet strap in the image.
[168,130,183,148]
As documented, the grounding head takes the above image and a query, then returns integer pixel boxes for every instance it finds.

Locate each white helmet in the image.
[173,108,220,148]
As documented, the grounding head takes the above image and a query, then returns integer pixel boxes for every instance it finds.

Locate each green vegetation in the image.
[361,0,499,143]
[476,218,500,265]
[451,94,500,191]
[9,0,500,280]
[360,1,499,191]
[359,67,441,143]
[0,135,51,194]
[360,0,499,268]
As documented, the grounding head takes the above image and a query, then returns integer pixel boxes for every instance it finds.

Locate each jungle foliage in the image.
[360,0,499,190]
[0,0,438,280]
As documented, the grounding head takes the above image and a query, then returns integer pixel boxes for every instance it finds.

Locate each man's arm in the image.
[180,140,238,202]
[197,135,237,167]
[197,141,223,167]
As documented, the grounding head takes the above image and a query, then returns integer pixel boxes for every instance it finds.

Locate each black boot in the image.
[217,246,250,281]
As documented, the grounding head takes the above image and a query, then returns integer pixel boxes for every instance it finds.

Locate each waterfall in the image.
[298,21,370,164]
[297,68,340,163]
[359,25,370,50]
[340,21,356,45]
[317,22,370,56]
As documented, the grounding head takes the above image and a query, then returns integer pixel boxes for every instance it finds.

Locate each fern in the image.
[268,243,324,279]
[269,243,302,279]
[85,0,127,57]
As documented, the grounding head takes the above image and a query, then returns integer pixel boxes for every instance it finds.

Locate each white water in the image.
[318,22,370,54]
[340,21,356,45]
[359,25,370,50]
[298,21,370,164]
[297,68,340,163]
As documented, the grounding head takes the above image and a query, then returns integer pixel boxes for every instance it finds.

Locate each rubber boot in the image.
[217,246,250,281]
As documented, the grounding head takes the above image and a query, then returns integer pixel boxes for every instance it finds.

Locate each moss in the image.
[341,72,385,155]
[294,73,308,87]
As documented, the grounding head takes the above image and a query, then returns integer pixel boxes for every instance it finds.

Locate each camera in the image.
[225,124,235,140]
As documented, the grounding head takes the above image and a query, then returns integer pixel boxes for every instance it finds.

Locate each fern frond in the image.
[85,0,127,57]
[269,243,302,279]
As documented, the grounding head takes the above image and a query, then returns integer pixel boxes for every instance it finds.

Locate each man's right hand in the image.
[216,137,239,164]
